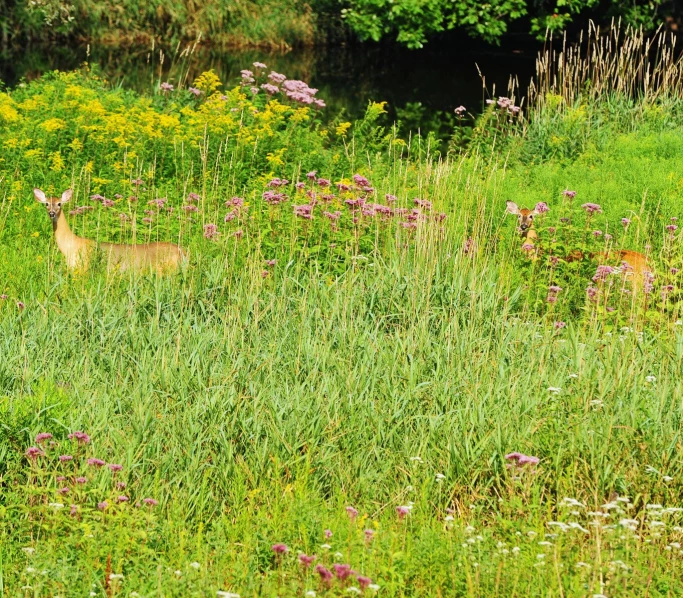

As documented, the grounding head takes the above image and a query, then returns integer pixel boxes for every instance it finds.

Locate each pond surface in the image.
[0,38,539,140]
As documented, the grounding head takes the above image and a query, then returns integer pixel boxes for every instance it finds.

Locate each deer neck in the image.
[53,211,92,264]
[521,228,538,243]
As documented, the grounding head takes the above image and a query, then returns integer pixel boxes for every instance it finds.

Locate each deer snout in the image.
[49,211,56,219]
[519,223,529,230]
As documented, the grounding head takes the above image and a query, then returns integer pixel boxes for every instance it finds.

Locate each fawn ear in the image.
[61,189,73,203]
[34,188,48,204]
[506,201,521,215]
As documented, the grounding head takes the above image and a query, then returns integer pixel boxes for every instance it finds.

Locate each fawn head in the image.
[34,188,72,223]
[506,201,539,233]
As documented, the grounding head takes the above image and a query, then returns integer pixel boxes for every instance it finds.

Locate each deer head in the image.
[506,201,539,234]
[34,188,73,223]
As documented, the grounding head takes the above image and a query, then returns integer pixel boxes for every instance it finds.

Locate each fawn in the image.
[35,188,187,272]
[506,200,651,283]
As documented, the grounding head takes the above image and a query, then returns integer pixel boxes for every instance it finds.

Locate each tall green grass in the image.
[2,25,683,597]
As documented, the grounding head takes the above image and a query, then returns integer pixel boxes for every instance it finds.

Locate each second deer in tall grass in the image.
[35,188,187,273]
[506,200,651,287]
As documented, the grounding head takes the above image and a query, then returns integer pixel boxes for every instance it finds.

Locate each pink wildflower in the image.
[505,452,540,466]
[75,476,87,484]
[25,447,44,460]
[118,495,130,502]
[203,224,219,239]
[621,218,631,227]
[108,464,123,472]
[593,265,615,282]
[299,553,316,567]
[534,202,550,214]
[324,529,333,539]
[160,82,174,92]
[333,563,353,580]
[262,190,288,204]
[562,190,577,198]
[396,505,412,519]
[357,575,373,590]
[316,565,333,585]
[581,203,602,215]
[293,204,314,219]
[261,83,279,94]
[272,543,289,554]
[57,487,70,495]
[59,455,73,462]
[345,506,359,520]
[98,501,108,511]
[143,498,158,506]
[268,72,287,84]
[87,458,106,467]
[36,433,53,444]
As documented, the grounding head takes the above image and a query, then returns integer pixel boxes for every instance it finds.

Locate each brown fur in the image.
[35,188,186,273]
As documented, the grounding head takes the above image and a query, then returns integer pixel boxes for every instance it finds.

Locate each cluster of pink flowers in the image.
[224,196,247,222]
[547,285,562,304]
[486,96,521,114]
[203,223,219,239]
[593,264,615,282]
[69,205,94,216]
[22,431,159,516]
[581,202,602,215]
[258,171,443,233]
[235,63,327,108]
[505,452,540,466]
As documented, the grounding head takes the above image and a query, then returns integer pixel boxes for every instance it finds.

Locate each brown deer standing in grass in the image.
[505,200,651,286]
[35,188,187,272]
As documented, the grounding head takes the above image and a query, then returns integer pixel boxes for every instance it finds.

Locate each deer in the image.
[505,200,651,286]
[34,188,187,272]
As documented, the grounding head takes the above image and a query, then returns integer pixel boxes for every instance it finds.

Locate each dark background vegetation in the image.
[1,0,682,50]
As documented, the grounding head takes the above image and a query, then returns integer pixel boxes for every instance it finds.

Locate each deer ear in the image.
[61,189,73,203]
[34,188,48,203]
[506,201,521,215]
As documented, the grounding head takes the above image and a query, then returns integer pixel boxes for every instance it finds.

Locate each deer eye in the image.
[528,215,533,220]
[57,202,61,207]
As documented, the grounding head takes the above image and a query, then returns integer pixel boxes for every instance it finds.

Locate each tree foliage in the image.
[340,0,673,48]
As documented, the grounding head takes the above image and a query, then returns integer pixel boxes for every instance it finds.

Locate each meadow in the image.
[2,26,683,597]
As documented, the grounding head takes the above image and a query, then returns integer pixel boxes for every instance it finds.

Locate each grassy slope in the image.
[1,72,683,596]
[5,0,317,48]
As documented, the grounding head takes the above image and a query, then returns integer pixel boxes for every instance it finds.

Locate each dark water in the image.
[0,39,539,140]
